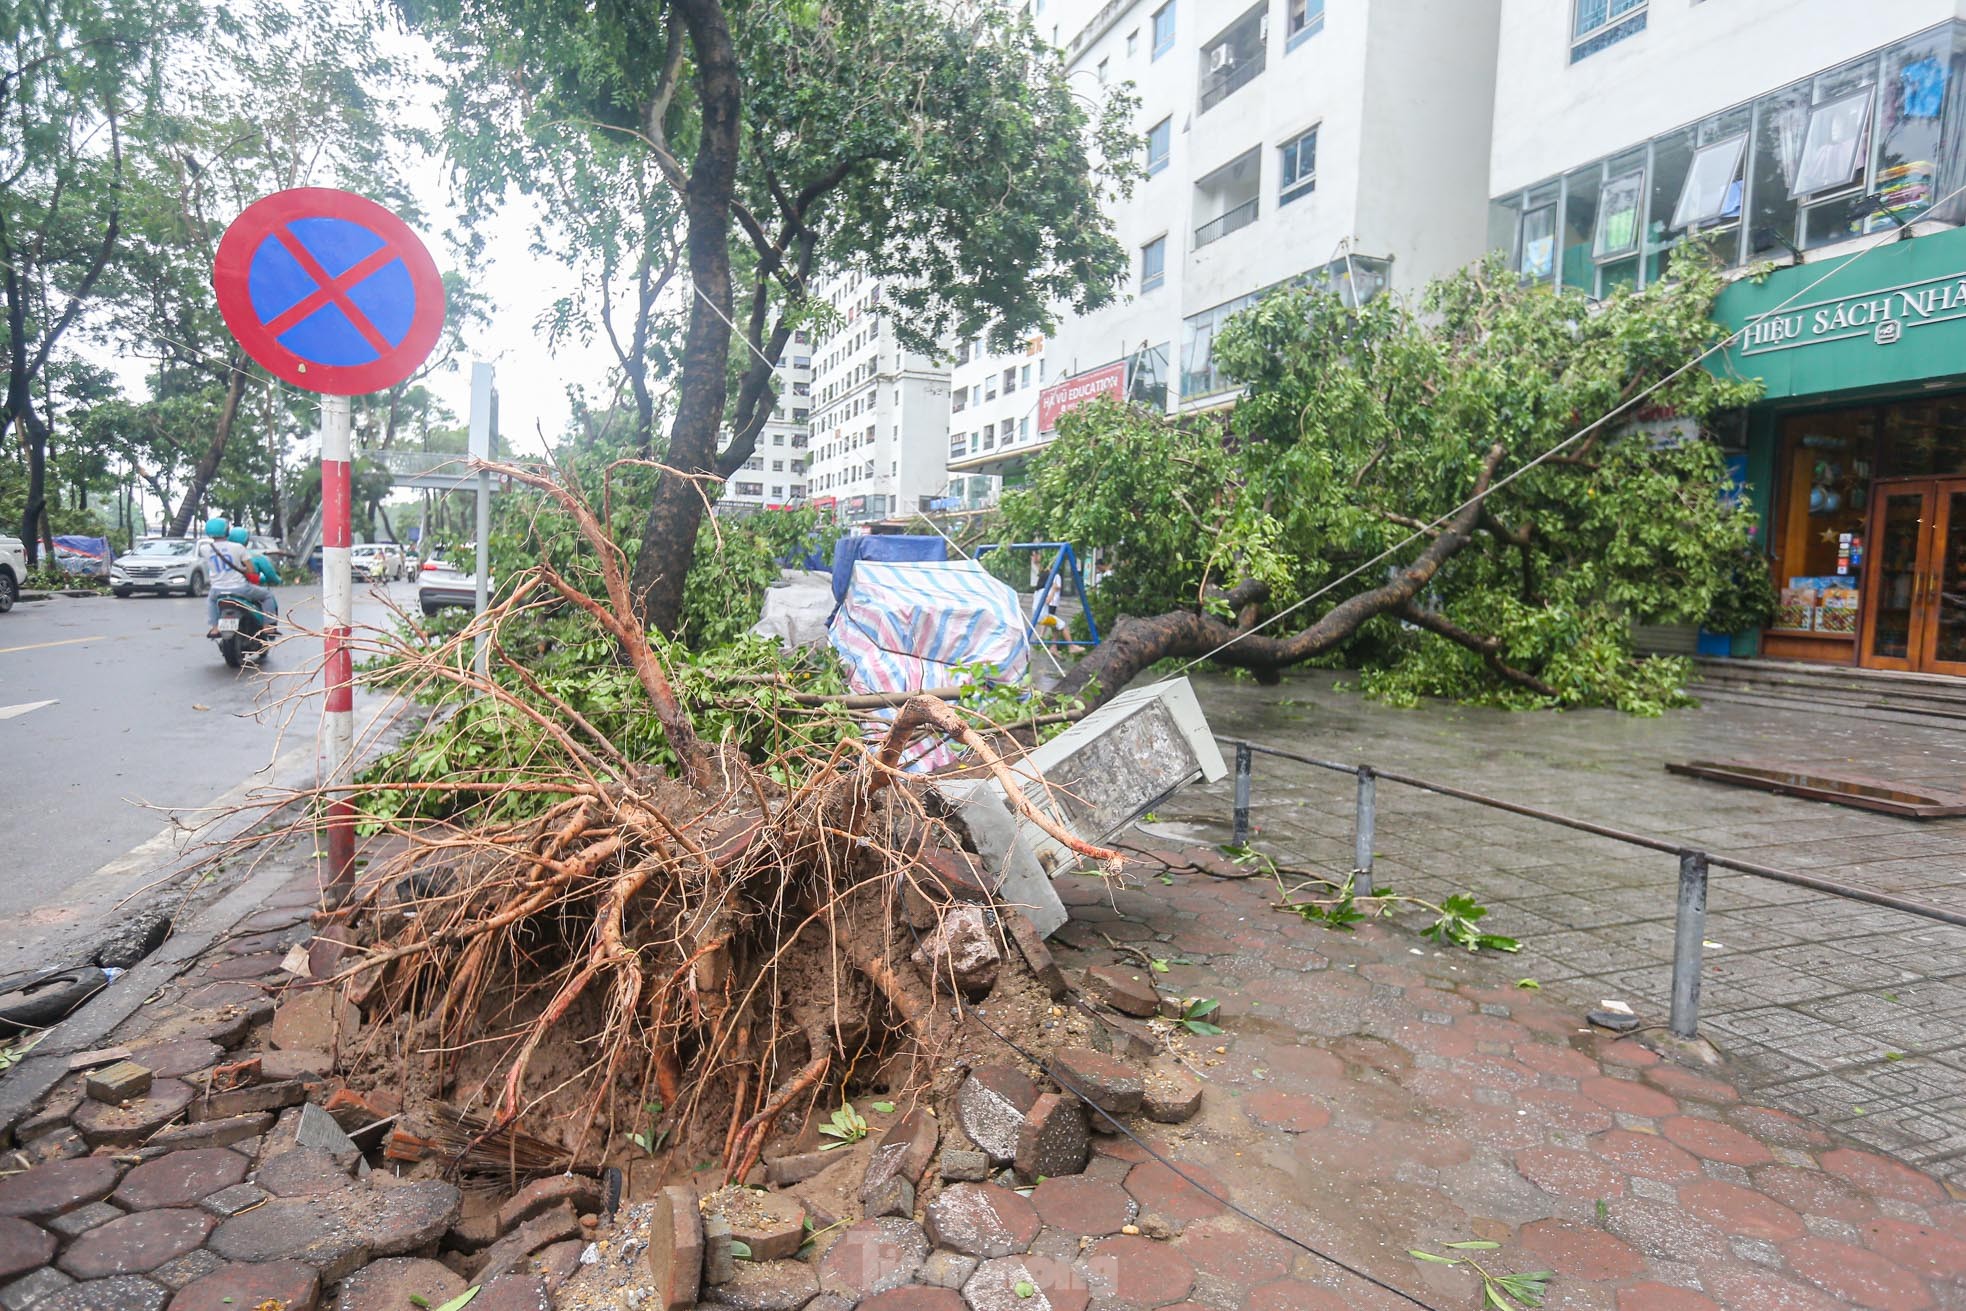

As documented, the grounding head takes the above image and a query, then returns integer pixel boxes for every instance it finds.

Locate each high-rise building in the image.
[949,0,1505,502]
[805,272,954,525]
[718,332,813,513]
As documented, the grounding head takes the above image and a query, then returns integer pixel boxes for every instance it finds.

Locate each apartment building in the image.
[805,272,955,524]
[720,339,814,512]
[947,0,1504,501]
[1489,2,1966,681]
[940,330,1048,511]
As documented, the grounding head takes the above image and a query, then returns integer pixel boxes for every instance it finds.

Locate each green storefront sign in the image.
[1714,224,1966,403]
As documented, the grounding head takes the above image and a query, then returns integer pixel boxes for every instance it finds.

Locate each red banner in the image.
[1038,360,1126,432]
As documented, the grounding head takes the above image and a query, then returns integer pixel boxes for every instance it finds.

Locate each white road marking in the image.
[0,699,58,720]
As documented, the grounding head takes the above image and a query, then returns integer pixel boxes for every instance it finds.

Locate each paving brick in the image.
[962,1254,1091,1311]
[46,1201,121,1239]
[1515,1146,1625,1201]
[1046,1049,1142,1120]
[71,1080,195,1148]
[1243,1279,1353,1311]
[1030,1176,1136,1236]
[1085,964,1160,1018]
[956,1066,1037,1165]
[0,1266,74,1311]
[1004,911,1070,999]
[1700,1267,1847,1311]
[496,1173,603,1232]
[1140,1063,1203,1124]
[0,1219,55,1281]
[1580,1076,1677,1119]
[641,1185,701,1311]
[58,1208,215,1279]
[815,1217,928,1300]
[857,1289,965,1311]
[1820,1146,1946,1204]
[1784,1235,1935,1309]
[136,1113,271,1157]
[1677,1178,1806,1241]
[1079,1234,1195,1306]
[468,1274,550,1311]
[208,1198,371,1282]
[268,989,361,1057]
[1614,1284,1721,1310]
[1016,1093,1088,1180]
[0,1156,121,1220]
[1752,1163,1881,1223]
[1861,1216,1966,1281]
[254,1147,354,1198]
[925,1183,1039,1258]
[35,1275,168,1311]
[1241,1089,1329,1134]
[1122,1160,1226,1228]
[861,1108,939,1200]
[146,1248,223,1292]
[696,1258,819,1309]
[113,1149,248,1210]
[1589,1130,1702,1183]
[1517,1218,1646,1280]
[165,1260,319,1311]
[1660,1115,1774,1167]
[1172,1216,1296,1286]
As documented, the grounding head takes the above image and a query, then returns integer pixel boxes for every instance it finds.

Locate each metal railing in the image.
[1220,738,1966,1041]
[1198,55,1264,114]
[1195,198,1259,249]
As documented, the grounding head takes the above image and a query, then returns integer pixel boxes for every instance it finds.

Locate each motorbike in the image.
[212,594,277,668]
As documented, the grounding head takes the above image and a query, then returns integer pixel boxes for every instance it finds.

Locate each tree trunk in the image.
[168,360,249,537]
[1059,444,1519,710]
[627,0,743,635]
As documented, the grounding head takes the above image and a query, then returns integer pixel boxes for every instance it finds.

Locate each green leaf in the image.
[1884,1051,1904,1062]
[410,1298,431,1309]
[1407,1250,1458,1265]
[1482,1283,1513,1310]
[1182,1019,1225,1036]
[728,1240,752,1260]
[1514,978,1540,990]
[433,1290,481,1311]
[1013,1280,1037,1298]
[1184,998,1220,1019]
[1446,1240,1501,1250]
[871,1101,896,1114]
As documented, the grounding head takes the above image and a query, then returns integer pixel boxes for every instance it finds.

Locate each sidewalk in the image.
[1177,670,1966,1194]
[1043,851,1966,1309]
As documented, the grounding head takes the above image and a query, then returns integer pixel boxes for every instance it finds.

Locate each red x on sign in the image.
[213,188,446,396]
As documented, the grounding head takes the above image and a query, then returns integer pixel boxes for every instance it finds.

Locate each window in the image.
[1672,134,1747,229]
[952,386,967,413]
[1019,416,1031,442]
[1571,0,1644,63]
[1790,90,1873,198]
[1152,2,1174,58]
[1127,29,1139,57]
[1198,5,1266,115]
[771,460,784,472]
[1592,168,1644,259]
[1003,367,1017,393]
[1097,57,1109,84]
[1279,127,1317,206]
[983,423,996,449]
[736,482,763,496]
[1141,236,1166,292]
[1021,364,1032,388]
[1518,202,1556,281]
[1145,118,1171,176]
[956,341,971,365]
[985,376,998,400]
[1286,0,1323,49]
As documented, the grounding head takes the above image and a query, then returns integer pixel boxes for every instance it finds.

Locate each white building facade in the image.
[805,273,955,525]
[948,0,1504,499]
[720,333,814,512]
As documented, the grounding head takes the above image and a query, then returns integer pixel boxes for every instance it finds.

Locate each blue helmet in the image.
[228,527,250,544]
[204,517,230,539]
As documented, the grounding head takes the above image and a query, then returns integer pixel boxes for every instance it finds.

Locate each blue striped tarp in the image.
[828,560,1033,771]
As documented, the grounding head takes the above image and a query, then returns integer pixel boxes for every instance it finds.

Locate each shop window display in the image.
[1773,408,1874,639]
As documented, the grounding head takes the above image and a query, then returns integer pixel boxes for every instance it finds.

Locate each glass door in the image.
[1860,483,1933,672]
[1920,480,1966,677]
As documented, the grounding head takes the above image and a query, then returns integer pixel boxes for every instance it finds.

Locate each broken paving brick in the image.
[1084,964,1160,1018]
[955,1066,1037,1166]
[83,1062,153,1104]
[1014,1093,1089,1180]
[1046,1049,1143,1120]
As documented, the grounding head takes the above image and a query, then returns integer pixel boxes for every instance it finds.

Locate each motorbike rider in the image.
[231,525,283,589]
[201,517,279,638]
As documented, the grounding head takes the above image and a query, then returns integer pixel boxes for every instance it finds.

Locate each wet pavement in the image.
[1177,669,1966,1195]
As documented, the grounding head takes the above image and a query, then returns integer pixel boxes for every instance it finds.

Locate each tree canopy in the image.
[1006,255,1765,713]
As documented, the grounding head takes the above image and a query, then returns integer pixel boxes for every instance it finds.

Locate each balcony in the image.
[1198,5,1267,116]
[1194,148,1262,250]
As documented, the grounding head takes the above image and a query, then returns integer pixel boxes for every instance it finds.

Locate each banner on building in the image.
[1038,359,1126,431]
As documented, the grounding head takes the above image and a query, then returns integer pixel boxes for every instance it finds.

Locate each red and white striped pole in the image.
[319,392,356,890]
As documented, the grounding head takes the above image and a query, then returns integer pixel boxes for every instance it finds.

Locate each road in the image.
[0,578,409,975]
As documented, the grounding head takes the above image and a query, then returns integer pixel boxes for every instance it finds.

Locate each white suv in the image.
[0,533,23,613]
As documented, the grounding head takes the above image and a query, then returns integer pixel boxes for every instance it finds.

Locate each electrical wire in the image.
[899,908,1444,1310]
[1154,189,1966,684]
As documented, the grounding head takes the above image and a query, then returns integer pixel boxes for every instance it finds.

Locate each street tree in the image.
[1006,257,1765,713]
[1,0,195,561]
[409,0,1134,632]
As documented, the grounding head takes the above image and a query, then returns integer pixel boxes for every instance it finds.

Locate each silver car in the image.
[0,533,22,613]
[110,538,208,597]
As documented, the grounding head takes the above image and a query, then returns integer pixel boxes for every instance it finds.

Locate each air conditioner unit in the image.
[1209,44,1233,71]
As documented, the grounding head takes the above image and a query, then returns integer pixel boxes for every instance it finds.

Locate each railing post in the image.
[1232,742,1252,847]
[1353,766,1376,897]
[1669,850,1710,1039]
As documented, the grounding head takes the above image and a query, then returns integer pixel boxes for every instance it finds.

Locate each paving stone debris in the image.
[112,1148,248,1210]
[330,1256,463,1311]
[166,1258,320,1311]
[924,1183,1041,1259]
[911,904,1001,998]
[860,1108,938,1202]
[816,1217,930,1300]
[84,1061,154,1103]
[0,1217,57,1280]
[0,1156,121,1220]
[642,1185,701,1311]
[1045,1048,1143,1119]
[1084,963,1160,1017]
[57,1207,216,1279]
[1014,1092,1089,1180]
[954,1065,1036,1165]
[36,1273,169,1311]
[71,1079,195,1147]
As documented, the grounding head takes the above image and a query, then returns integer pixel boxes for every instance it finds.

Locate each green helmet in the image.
[205,517,230,539]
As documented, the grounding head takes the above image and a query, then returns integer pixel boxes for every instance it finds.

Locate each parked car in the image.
[248,535,295,578]
[417,556,487,615]
[0,533,22,613]
[110,538,207,597]
[351,542,406,582]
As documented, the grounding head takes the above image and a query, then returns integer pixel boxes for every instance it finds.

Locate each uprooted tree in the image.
[409,0,1135,634]
[322,462,1110,1179]
[1006,255,1766,714]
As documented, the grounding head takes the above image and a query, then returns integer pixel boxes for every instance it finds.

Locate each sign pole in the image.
[320,393,356,890]
[468,362,493,681]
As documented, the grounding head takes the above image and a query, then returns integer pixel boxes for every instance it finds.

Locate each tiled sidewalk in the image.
[1045,852,1966,1309]
[1173,671,1966,1192]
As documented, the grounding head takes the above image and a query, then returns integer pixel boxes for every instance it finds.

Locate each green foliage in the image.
[1006,255,1765,711]
[1408,1244,1553,1309]
[1423,893,1522,955]
[816,1102,868,1150]
[1177,998,1223,1036]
